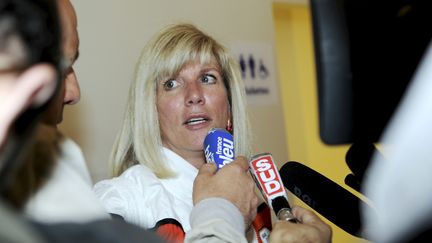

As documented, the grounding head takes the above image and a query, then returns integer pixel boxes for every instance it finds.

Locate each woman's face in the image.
[157,58,230,161]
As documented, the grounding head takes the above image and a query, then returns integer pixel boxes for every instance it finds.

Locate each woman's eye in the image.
[163,79,179,90]
[202,74,216,84]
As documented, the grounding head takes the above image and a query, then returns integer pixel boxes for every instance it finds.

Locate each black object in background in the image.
[311,0,432,144]
[344,143,383,192]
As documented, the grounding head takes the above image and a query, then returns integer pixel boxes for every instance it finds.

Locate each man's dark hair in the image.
[0,0,62,196]
[0,0,62,71]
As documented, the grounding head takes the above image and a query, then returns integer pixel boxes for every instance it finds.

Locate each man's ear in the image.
[18,64,57,108]
[0,64,56,146]
[2,64,57,127]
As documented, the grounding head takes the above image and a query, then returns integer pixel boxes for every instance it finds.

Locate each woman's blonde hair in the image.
[111,23,252,178]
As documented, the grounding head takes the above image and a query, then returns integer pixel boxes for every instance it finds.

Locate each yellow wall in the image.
[273,3,369,243]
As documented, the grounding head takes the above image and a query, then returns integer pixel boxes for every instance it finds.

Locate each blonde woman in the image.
[94,23,262,242]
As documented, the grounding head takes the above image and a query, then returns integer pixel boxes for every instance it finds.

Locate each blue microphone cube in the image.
[204,128,234,170]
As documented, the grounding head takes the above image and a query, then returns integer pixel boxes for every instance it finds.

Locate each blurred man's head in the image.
[0,0,61,167]
[41,0,80,126]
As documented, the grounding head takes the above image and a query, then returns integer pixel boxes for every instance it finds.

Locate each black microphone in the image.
[279,161,374,240]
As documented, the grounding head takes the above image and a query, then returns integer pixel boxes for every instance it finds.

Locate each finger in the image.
[292,205,322,224]
[231,156,249,171]
[250,202,258,223]
[251,193,259,209]
[270,221,299,241]
[197,162,217,176]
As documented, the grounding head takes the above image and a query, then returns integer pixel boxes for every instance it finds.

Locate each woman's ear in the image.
[226,104,233,133]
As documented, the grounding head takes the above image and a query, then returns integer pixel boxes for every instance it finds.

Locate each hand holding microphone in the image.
[248,153,298,223]
[194,128,258,228]
[193,156,258,227]
[201,130,332,242]
[270,206,332,243]
[203,129,297,223]
[249,153,334,243]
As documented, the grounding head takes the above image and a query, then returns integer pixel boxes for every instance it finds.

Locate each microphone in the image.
[279,161,374,239]
[203,128,234,170]
[249,153,298,223]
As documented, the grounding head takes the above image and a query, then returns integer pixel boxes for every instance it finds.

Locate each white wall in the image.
[61,0,288,182]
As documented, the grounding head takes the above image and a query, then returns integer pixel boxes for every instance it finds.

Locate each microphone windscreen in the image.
[203,128,234,170]
[280,161,373,239]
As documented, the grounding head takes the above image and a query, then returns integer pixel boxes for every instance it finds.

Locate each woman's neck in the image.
[182,150,205,169]
[163,143,205,169]
[166,147,205,169]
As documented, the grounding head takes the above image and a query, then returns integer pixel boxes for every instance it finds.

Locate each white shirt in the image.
[24,137,109,223]
[93,147,198,231]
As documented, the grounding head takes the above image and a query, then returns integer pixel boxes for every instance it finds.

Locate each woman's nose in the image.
[185,82,204,105]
